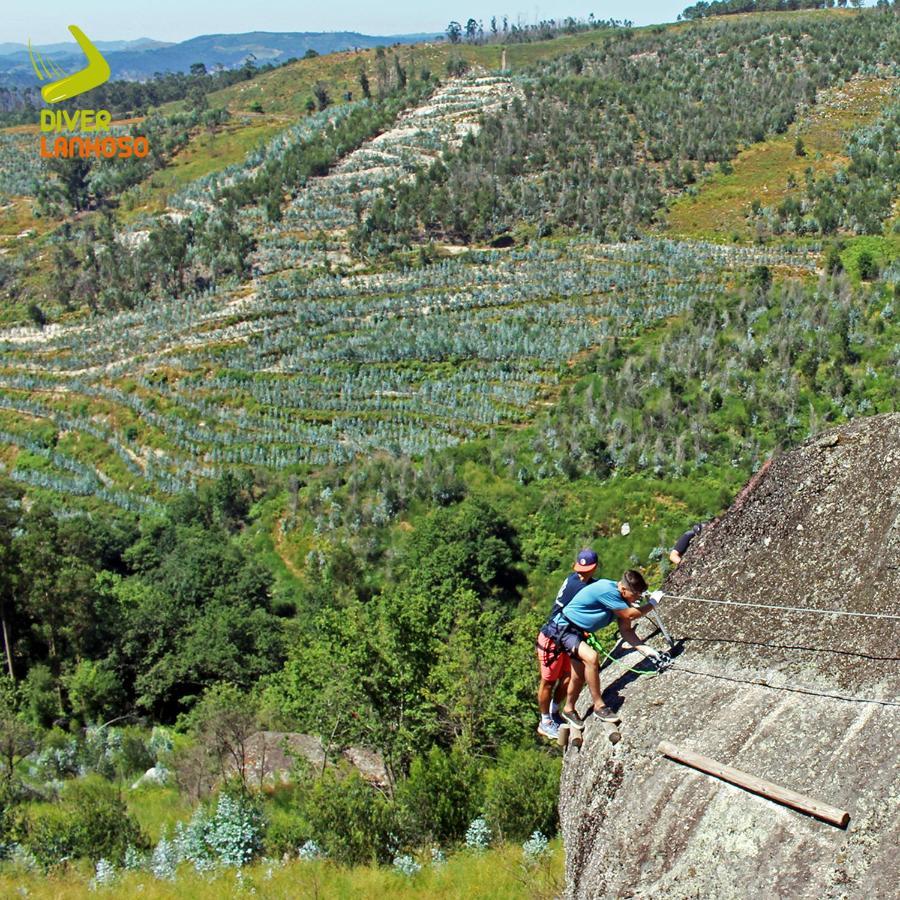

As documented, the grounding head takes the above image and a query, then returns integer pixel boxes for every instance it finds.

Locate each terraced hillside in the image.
[0,9,897,516]
[0,239,817,509]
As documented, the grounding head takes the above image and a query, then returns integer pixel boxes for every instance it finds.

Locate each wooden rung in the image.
[658,741,850,829]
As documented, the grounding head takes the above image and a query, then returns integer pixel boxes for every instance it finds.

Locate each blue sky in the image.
[5,1,691,44]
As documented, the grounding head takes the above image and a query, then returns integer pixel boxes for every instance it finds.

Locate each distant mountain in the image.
[0,30,442,87]
[0,38,173,58]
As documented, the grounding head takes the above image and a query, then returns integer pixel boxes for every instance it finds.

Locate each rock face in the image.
[559,414,900,899]
[230,732,390,788]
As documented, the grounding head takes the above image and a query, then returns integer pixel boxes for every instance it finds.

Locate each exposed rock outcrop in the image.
[230,731,390,788]
[560,414,900,899]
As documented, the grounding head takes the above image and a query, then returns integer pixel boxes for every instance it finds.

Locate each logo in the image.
[29,25,110,103]
[30,25,149,161]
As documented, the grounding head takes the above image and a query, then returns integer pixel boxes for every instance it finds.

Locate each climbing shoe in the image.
[562,708,585,731]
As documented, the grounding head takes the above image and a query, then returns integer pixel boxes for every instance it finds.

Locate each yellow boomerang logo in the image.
[28,25,111,103]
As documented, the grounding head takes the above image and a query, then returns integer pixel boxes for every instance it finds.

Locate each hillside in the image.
[559,414,900,898]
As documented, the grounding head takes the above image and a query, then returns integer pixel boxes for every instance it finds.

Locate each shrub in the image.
[205,792,264,867]
[89,857,116,888]
[150,833,178,880]
[174,790,264,870]
[62,659,124,724]
[825,244,844,274]
[21,805,75,870]
[522,829,550,862]
[395,746,483,844]
[303,770,396,865]
[117,727,156,776]
[465,816,491,850]
[857,250,879,281]
[19,665,59,728]
[298,839,324,860]
[264,808,310,858]
[482,748,561,841]
[22,776,148,868]
[393,853,421,876]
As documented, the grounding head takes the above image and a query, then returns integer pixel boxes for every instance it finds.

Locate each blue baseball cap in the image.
[574,548,599,573]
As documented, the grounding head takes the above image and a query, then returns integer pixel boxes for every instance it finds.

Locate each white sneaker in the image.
[537,719,560,740]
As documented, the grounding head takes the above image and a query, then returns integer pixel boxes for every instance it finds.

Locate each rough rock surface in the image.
[232,731,390,788]
[559,414,900,899]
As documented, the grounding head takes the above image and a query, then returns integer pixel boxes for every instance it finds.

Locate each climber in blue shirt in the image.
[541,569,665,729]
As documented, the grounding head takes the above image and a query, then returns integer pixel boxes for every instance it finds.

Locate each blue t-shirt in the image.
[548,572,595,619]
[554,578,629,632]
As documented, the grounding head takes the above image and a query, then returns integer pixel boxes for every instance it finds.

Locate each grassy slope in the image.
[117,118,286,221]
[0,27,622,267]
[0,840,564,899]
[663,75,898,242]
[121,27,621,214]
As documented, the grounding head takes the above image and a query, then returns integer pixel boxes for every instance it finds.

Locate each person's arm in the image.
[613,602,654,623]
[669,549,682,566]
[613,608,661,657]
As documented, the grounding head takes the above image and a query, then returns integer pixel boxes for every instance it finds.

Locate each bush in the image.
[303,770,397,865]
[172,790,264,870]
[264,807,310,857]
[19,665,59,728]
[22,775,148,868]
[117,727,156,776]
[62,659,124,723]
[482,748,561,841]
[465,815,491,850]
[857,250,879,281]
[205,792,264,867]
[825,244,844,275]
[395,746,483,844]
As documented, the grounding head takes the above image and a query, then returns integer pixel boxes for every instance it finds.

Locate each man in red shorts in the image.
[535,549,599,740]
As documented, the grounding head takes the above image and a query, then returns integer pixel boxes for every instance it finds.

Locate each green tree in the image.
[857,250,879,281]
[15,504,100,680]
[395,745,482,844]
[0,480,21,680]
[825,243,844,274]
[117,516,282,718]
[144,216,193,295]
[313,81,330,111]
[47,156,92,211]
[483,748,561,841]
[61,659,123,724]
[0,676,34,789]
[358,66,371,99]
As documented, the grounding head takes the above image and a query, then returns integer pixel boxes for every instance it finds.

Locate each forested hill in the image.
[0,7,897,894]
